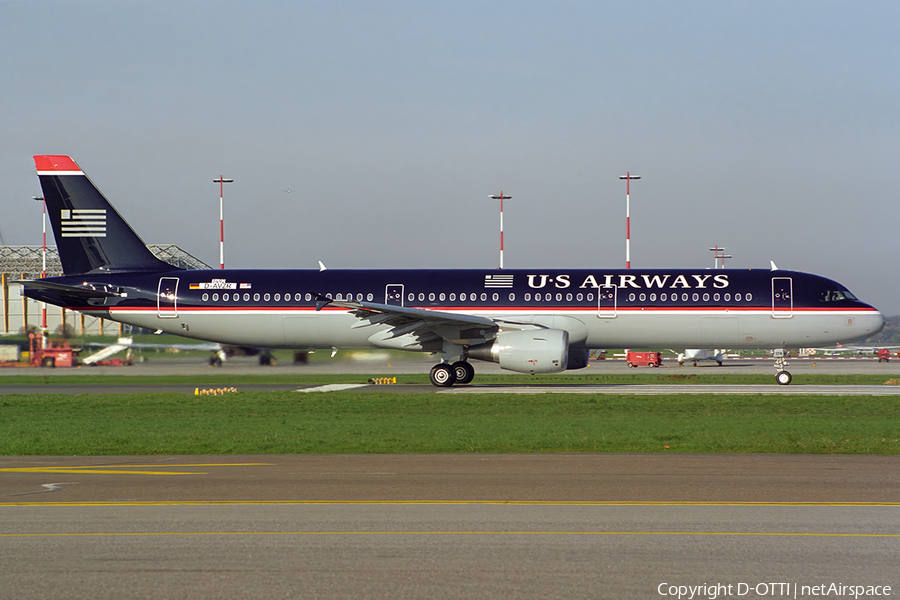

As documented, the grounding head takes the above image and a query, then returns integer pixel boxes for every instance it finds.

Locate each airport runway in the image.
[3,351,899,379]
[2,454,898,599]
[1,355,898,396]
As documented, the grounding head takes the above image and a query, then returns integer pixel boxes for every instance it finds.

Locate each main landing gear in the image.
[429,361,475,387]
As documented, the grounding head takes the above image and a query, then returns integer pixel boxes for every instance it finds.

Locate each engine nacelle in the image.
[468,329,568,374]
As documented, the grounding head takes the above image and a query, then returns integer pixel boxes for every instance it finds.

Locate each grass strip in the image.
[1,391,898,455]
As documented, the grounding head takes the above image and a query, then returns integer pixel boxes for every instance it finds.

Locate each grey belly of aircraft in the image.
[104,309,878,351]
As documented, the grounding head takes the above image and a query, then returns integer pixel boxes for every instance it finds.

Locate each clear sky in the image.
[2,1,898,315]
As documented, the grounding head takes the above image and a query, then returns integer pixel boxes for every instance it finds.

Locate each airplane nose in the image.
[864,309,886,336]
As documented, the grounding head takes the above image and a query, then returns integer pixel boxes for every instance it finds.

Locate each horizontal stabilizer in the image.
[15,279,124,300]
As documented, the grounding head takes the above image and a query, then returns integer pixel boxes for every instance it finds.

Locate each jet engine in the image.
[468,329,568,374]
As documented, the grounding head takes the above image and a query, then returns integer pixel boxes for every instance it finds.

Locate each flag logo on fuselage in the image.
[484,274,514,288]
[61,209,106,237]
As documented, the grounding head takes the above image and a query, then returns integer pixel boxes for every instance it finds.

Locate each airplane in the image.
[804,344,900,359]
[17,155,886,387]
[677,349,727,366]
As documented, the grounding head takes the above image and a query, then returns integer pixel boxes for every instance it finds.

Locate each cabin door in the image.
[385,284,404,306]
[772,277,793,318]
[157,277,179,318]
[597,285,617,318]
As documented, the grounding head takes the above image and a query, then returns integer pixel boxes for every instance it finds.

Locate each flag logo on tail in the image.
[61,209,107,237]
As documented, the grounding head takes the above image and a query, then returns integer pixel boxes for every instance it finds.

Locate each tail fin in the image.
[34,155,176,275]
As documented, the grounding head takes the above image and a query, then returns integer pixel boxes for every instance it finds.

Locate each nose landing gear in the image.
[773,348,792,385]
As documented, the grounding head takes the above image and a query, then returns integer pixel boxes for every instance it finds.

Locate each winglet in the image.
[770,261,779,271]
[318,260,327,271]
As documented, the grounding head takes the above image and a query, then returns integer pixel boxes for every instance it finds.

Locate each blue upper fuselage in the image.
[26,267,877,315]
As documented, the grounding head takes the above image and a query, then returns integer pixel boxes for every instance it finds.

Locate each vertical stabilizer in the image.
[34,155,176,275]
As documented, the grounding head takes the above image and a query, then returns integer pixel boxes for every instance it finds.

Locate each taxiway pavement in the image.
[2,454,898,599]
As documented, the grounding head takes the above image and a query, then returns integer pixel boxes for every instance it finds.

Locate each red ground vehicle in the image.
[28,333,77,367]
[877,349,894,363]
[626,351,662,368]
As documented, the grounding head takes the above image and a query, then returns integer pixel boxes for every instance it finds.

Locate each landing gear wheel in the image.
[429,364,457,387]
[775,370,792,386]
[451,361,475,385]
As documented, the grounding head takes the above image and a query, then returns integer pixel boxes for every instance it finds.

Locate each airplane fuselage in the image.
[28,267,883,352]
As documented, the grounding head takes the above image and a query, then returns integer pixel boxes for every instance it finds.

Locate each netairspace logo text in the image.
[657,582,892,600]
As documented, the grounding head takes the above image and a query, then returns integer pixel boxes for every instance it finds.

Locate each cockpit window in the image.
[820,290,857,302]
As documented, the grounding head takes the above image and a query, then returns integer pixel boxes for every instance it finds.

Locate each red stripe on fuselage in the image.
[92,305,881,315]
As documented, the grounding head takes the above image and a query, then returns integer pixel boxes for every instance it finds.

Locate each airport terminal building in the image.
[1,245,209,337]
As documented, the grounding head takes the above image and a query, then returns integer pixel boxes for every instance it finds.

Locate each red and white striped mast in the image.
[709,245,732,269]
[489,192,512,269]
[213,176,233,269]
[618,173,641,269]
[33,195,47,345]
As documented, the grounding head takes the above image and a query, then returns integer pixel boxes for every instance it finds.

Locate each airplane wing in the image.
[315,294,501,348]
